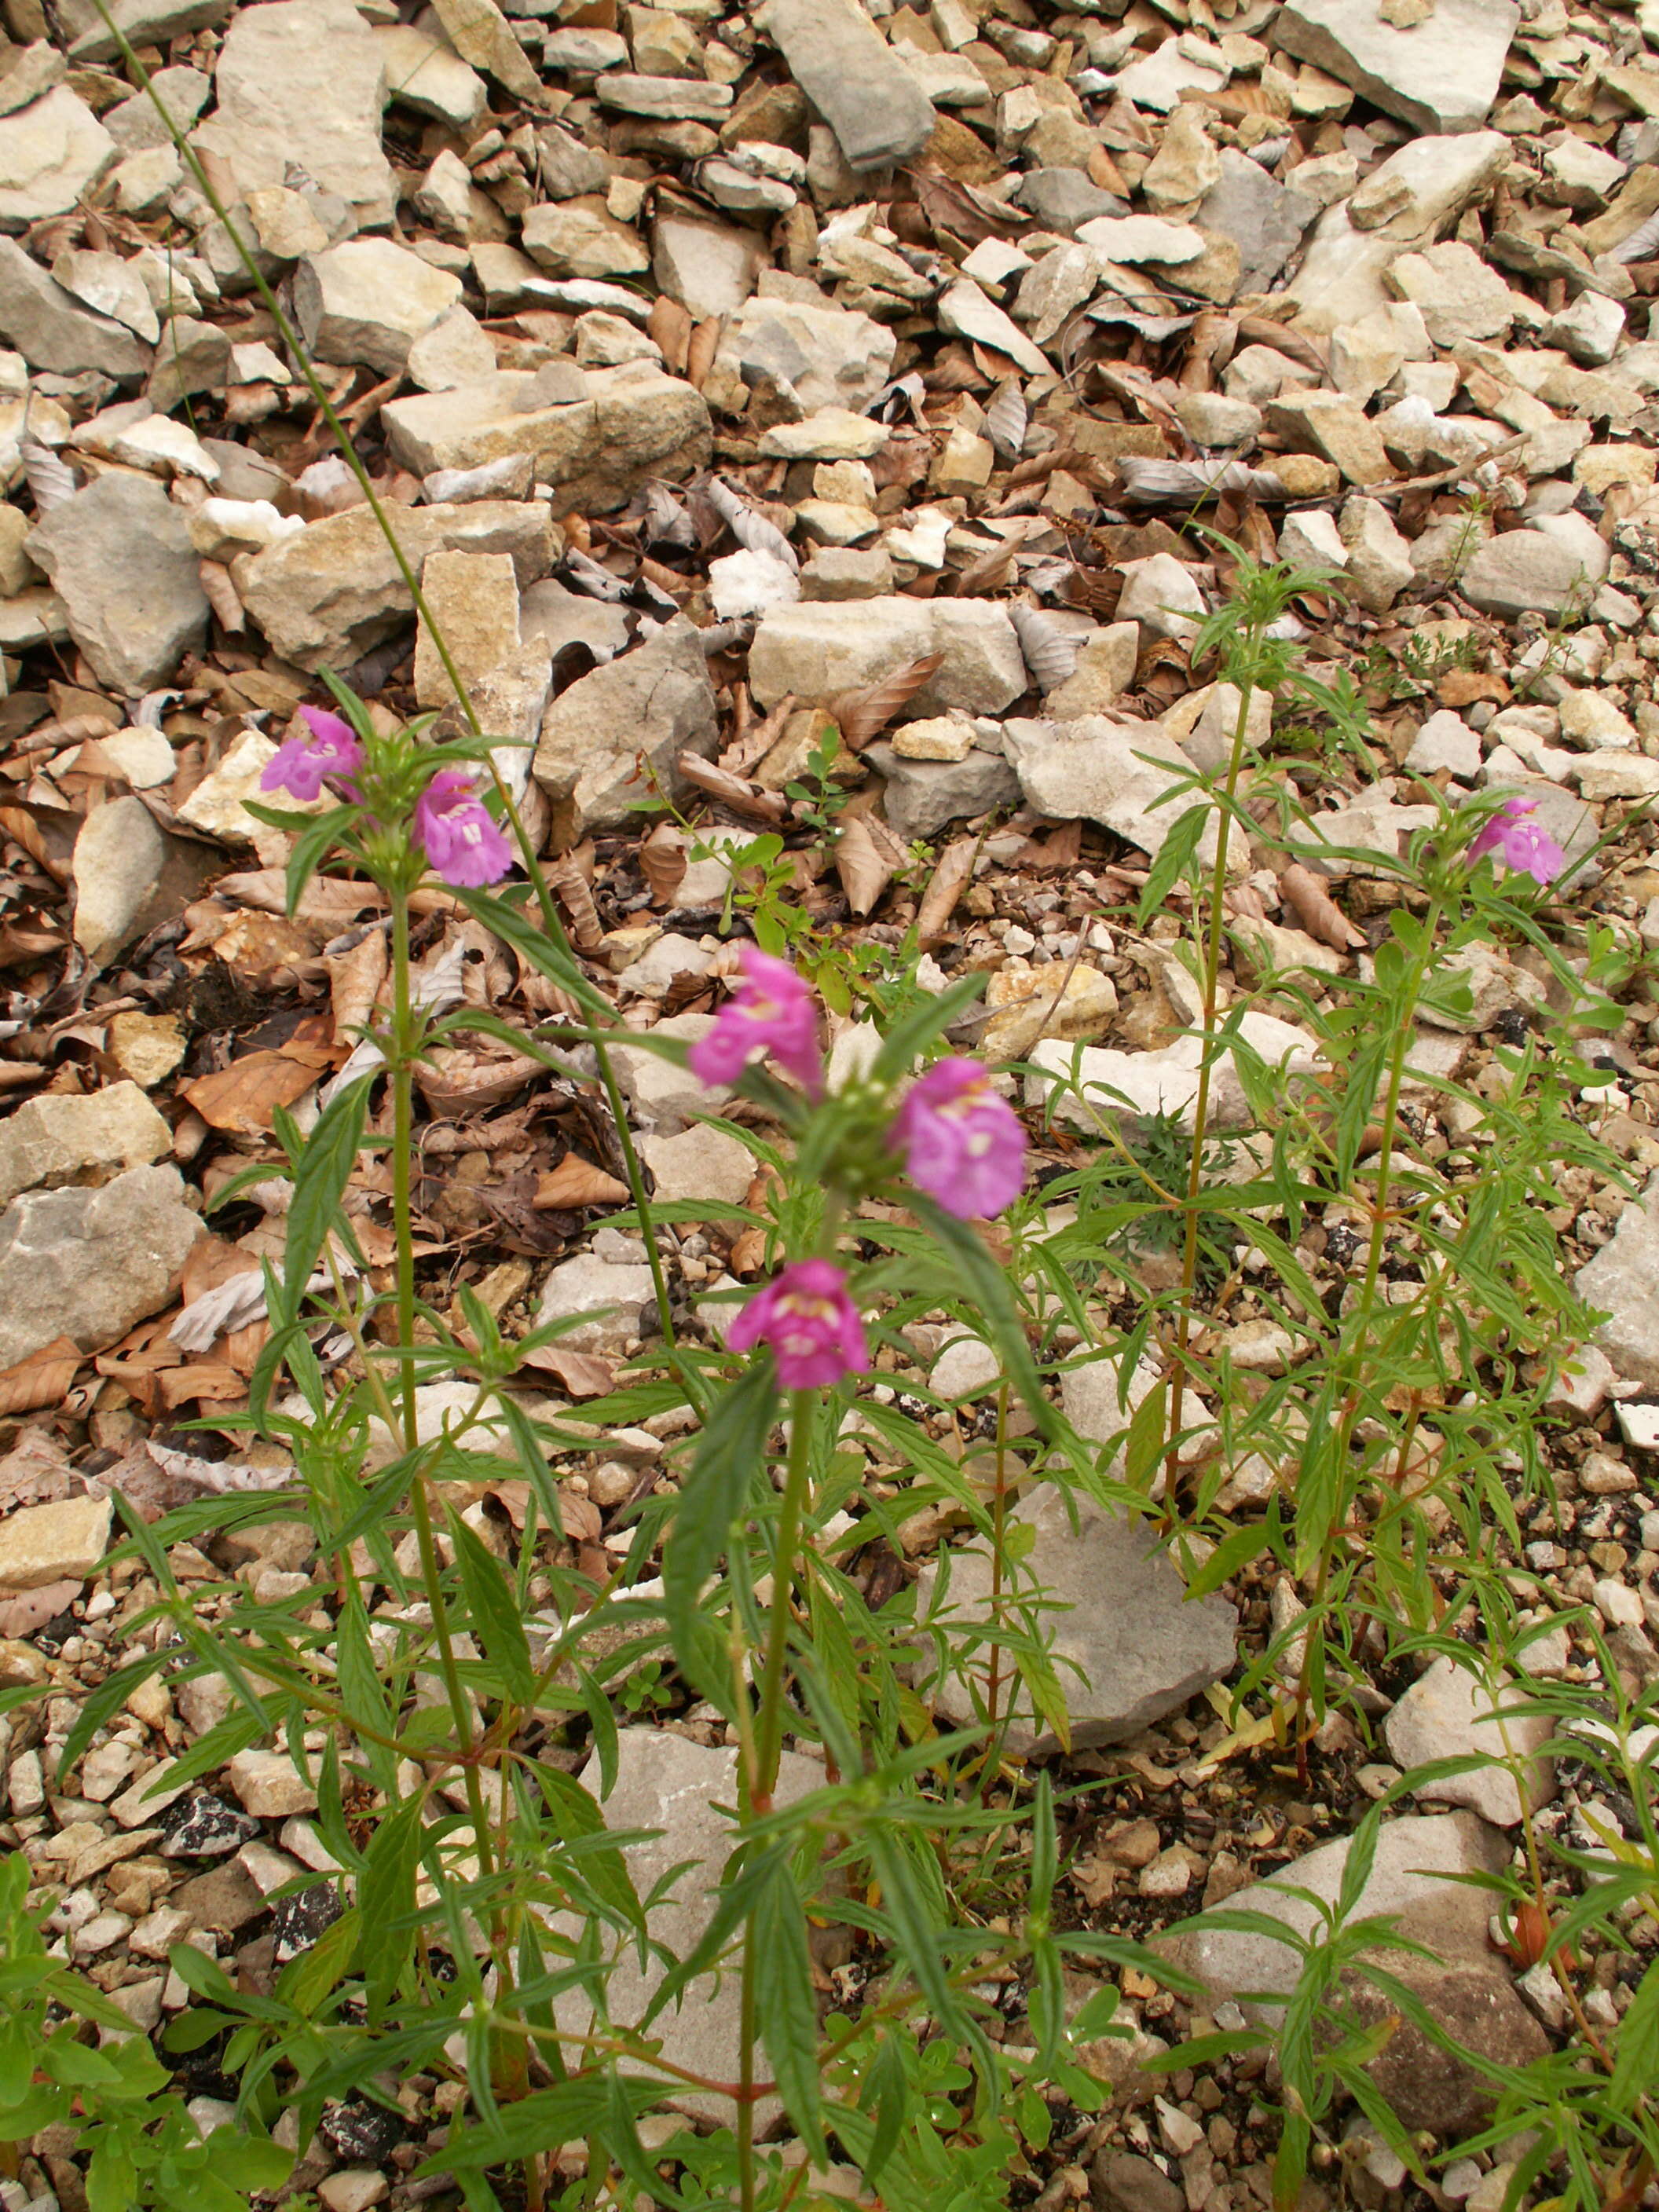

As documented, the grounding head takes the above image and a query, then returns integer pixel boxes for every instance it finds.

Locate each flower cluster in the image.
[1470,797,1565,888]
[689,945,823,1096]
[262,705,363,803]
[261,706,513,888]
[699,954,1029,1391]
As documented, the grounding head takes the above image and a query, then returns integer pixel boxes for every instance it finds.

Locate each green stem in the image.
[738,1390,817,2212]
[1164,669,1257,1511]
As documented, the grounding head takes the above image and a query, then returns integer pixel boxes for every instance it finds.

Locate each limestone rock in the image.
[749,596,1025,717]
[651,212,764,320]
[1199,149,1316,294]
[535,1251,656,1350]
[1026,1015,1324,1137]
[638,1126,756,1207]
[412,548,522,710]
[1462,531,1599,620]
[192,0,394,229]
[0,1495,112,1590]
[427,0,542,101]
[1578,1177,1659,1390]
[551,1729,819,2122]
[1273,0,1518,135]
[863,744,1020,838]
[911,1488,1237,1756]
[709,294,895,415]
[26,473,207,694]
[0,87,116,232]
[762,0,933,171]
[373,24,487,128]
[534,615,718,840]
[0,1165,201,1367]
[234,499,554,669]
[56,0,226,59]
[1003,716,1225,867]
[522,200,651,282]
[381,364,711,514]
[294,240,463,378]
[1285,131,1509,332]
[1383,1655,1558,1827]
[0,236,150,378]
[0,1082,170,1208]
[225,1748,318,1818]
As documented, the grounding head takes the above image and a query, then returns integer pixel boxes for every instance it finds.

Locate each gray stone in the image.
[651,213,764,321]
[234,499,554,670]
[373,24,487,129]
[0,236,149,378]
[1339,495,1414,613]
[0,1082,170,1208]
[1026,1016,1324,1138]
[864,743,1019,839]
[536,1251,656,1350]
[382,364,711,514]
[749,596,1025,716]
[1383,1655,1558,1827]
[294,240,463,378]
[0,1494,112,1590]
[102,64,211,151]
[0,1165,201,1368]
[1578,1176,1659,1390]
[1405,709,1481,780]
[56,0,227,61]
[912,1488,1237,1756]
[1014,167,1125,238]
[26,473,207,694]
[536,127,611,201]
[761,0,933,170]
[535,614,718,841]
[146,317,229,412]
[1273,0,1518,135]
[52,250,159,344]
[1461,531,1600,620]
[936,277,1050,375]
[192,0,394,229]
[1003,716,1221,866]
[1168,1811,1508,2007]
[799,544,895,599]
[71,796,165,965]
[608,1014,723,1133]
[0,87,119,232]
[708,294,895,415]
[427,0,542,101]
[595,72,731,124]
[554,1729,819,2122]
[1199,149,1317,295]
[639,1126,755,1207]
[1346,1964,1549,2138]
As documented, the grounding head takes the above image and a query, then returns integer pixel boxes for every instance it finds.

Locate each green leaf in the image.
[870,973,987,1089]
[1122,1378,1167,1498]
[357,1794,427,2024]
[753,1853,825,2157]
[277,1072,372,1330]
[86,2136,137,2212]
[905,1192,1055,1442]
[446,1507,535,1704]
[1135,805,1209,927]
[859,2033,910,2182]
[664,1357,778,1694]
[1613,1954,1659,2108]
[0,2012,35,2104]
[1184,1499,1282,1601]
[209,2132,294,2192]
[282,806,359,918]
[1066,1985,1121,2043]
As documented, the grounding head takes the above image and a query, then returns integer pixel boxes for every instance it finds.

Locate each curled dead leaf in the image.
[181,1042,331,1133]
[639,821,688,908]
[826,653,945,751]
[914,837,977,944]
[1279,863,1364,954]
[677,752,788,822]
[197,559,245,632]
[0,1336,82,1417]
[834,813,906,918]
[546,853,604,951]
[533,1154,630,1209]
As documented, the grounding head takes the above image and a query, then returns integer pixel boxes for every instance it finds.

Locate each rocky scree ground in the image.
[5,0,1659,2207]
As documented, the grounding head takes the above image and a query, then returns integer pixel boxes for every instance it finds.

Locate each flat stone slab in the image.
[912,1488,1237,1756]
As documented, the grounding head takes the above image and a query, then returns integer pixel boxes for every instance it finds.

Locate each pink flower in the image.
[727,1258,867,1390]
[413,769,513,888]
[688,945,822,1095]
[260,705,364,802]
[1470,797,1566,888]
[890,1057,1027,1220]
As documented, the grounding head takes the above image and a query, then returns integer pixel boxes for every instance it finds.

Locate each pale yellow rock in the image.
[1575,442,1657,496]
[413,548,522,709]
[891,712,976,761]
[0,1495,112,1591]
[107,1011,188,1089]
[982,961,1119,1062]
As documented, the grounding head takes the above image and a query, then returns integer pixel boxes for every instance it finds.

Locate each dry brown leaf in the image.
[648,295,692,375]
[914,837,978,943]
[211,910,324,984]
[729,1225,768,1277]
[197,559,244,632]
[518,1342,616,1397]
[533,1155,630,1209]
[948,542,1014,598]
[677,753,789,822]
[181,1043,332,1134]
[0,1424,75,1509]
[215,869,384,924]
[0,1337,82,1417]
[687,316,720,390]
[417,1041,543,1115]
[834,814,906,917]
[719,690,795,777]
[326,925,389,1047]
[826,653,945,750]
[1279,863,1363,953]
[639,821,688,908]
[546,853,603,951]
[3,799,78,884]
[153,1361,245,1412]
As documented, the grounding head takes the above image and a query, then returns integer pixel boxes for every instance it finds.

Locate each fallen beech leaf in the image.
[546,853,603,951]
[826,652,944,750]
[648,294,692,373]
[1279,863,1364,954]
[914,837,977,943]
[215,869,384,924]
[533,1155,630,1209]
[518,1342,616,1397]
[0,1336,82,1416]
[562,1490,603,1544]
[154,1361,246,1412]
[834,813,906,917]
[198,558,244,632]
[326,925,389,1047]
[677,752,788,822]
[687,315,720,389]
[182,1044,332,1134]
[417,1041,543,1115]
[730,1225,768,1276]
[639,821,688,907]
